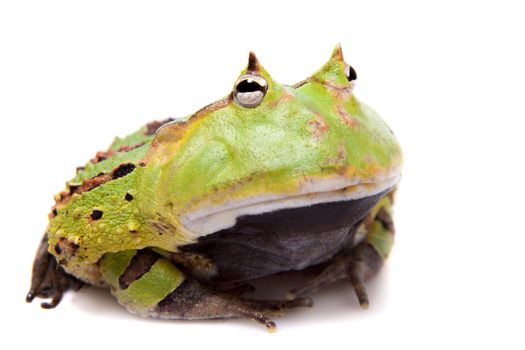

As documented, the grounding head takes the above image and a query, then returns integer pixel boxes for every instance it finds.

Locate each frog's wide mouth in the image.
[179,172,401,238]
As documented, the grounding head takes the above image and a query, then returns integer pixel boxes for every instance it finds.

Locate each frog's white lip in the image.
[179,172,401,238]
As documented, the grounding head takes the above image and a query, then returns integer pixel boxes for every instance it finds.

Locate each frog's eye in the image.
[344,64,357,82]
[233,74,268,108]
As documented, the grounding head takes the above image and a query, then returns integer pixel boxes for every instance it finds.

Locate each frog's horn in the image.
[330,43,344,62]
[247,51,261,72]
[242,51,272,82]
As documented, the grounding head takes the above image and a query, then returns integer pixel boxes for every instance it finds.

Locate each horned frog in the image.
[27,44,402,331]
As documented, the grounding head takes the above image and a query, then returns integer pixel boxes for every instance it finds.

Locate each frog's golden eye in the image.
[344,64,357,82]
[233,74,268,108]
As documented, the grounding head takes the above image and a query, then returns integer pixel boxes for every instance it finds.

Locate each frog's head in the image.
[146,44,402,238]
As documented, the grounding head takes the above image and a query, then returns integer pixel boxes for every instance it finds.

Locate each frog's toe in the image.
[286,242,381,309]
[27,233,84,308]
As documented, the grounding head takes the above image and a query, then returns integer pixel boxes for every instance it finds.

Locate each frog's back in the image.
[66,119,172,187]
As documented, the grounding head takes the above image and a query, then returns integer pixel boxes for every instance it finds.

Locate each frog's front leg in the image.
[26,233,85,308]
[286,194,395,309]
[100,250,312,331]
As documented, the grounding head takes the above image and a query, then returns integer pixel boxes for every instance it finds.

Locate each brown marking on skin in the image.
[125,193,134,201]
[54,162,138,207]
[308,112,329,139]
[291,79,310,89]
[49,208,58,219]
[118,250,159,289]
[87,142,146,165]
[112,163,136,179]
[117,142,145,152]
[325,83,353,100]
[89,150,115,164]
[336,105,358,128]
[145,118,175,136]
[76,166,85,173]
[54,237,80,259]
[68,185,79,195]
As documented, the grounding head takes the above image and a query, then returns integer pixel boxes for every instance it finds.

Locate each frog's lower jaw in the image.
[180,173,400,238]
[177,190,390,284]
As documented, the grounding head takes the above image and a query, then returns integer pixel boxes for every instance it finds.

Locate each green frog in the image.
[27,44,402,331]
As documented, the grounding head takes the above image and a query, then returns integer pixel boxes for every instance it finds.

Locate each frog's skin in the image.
[27,44,402,331]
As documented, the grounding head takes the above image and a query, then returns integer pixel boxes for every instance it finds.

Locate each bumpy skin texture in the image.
[29,45,402,330]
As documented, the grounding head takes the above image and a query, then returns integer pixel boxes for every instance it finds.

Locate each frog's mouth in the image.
[180,173,400,238]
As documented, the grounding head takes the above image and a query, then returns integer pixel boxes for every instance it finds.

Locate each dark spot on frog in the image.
[139,161,146,167]
[52,208,58,217]
[68,185,79,195]
[76,166,85,172]
[119,250,159,289]
[55,238,80,257]
[145,118,175,136]
[158,232,163,235]
[125,193,134,201]
[91,209,103,220]
[112,163,136,179]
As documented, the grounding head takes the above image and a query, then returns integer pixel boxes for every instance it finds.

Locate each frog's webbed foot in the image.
[26,233,84,309]
[286,242,382,309]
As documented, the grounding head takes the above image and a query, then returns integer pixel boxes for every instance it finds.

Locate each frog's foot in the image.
[156,278,313,331]
[26,234,84,309]
[100,250,312,331]
[286,242,382,309]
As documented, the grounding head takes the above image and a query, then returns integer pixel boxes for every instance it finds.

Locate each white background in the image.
[1,0,524,349]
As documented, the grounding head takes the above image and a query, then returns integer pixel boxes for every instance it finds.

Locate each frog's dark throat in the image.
[176,190,389,284]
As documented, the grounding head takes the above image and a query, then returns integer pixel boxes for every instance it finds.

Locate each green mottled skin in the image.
[144,56,401,220]
[100,251,184,310]
[46,46,402,312]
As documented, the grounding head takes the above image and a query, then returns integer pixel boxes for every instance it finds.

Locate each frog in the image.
[27,44,402,331]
